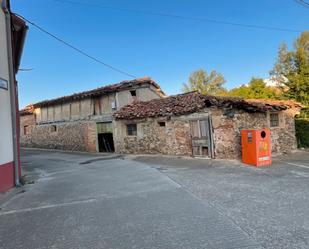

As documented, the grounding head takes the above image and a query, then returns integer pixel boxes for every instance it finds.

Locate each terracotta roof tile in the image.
[33,77,165,107]
[19,104,34,116]
[114,92,302,120]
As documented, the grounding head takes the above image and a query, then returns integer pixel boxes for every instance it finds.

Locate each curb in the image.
[21,147,113,156]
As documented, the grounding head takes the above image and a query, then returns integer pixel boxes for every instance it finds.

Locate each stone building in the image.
[20,78,165,152]
[114,92,302,159]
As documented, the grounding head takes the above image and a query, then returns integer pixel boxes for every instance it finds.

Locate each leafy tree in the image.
[270,31,309,105]
[182,69,227,95]
[228,78,279,99]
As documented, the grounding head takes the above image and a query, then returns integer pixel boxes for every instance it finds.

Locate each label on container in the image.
[259,156,270,162]
[259,141,268,153]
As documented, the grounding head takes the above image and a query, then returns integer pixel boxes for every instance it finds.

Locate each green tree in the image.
[228,84,250,98]
[270,31,309,105]
[228,78,278,99]
[182,69,227,95]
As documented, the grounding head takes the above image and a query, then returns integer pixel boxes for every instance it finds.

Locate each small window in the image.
[130,90,137,97]
[158,122,166,127]
[50,125,57,132]
[93,98,101,115]
[24,125,29,135]
[270,113,279,127]
[127,124,137,136]
[202,146,209,156]
[111,99,117,110]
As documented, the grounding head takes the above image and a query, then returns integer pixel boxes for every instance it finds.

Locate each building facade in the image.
[114,92,301,159]
[20,78,165,153]
[0,0,27,192]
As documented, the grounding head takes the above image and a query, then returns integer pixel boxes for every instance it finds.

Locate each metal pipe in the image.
[3,0,21,187]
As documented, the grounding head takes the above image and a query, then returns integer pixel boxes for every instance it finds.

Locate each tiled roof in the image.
[19,104,34,116]
[33,77,165,108]
[114,92,302,120]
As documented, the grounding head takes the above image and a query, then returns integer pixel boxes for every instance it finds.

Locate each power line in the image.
[14,14,137,79]
[294,0,309,8]
[19,68,34,72]
[54,0,302,33]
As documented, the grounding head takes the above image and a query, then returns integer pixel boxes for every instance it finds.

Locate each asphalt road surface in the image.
[1,149,309,249]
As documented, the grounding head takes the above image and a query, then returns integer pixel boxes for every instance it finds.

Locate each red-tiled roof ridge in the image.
[114,92,302,120]
[19,104,35,116]
[33,77,165,108]
[244,98,302,108]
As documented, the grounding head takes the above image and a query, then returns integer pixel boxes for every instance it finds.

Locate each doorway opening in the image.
[97,122,115,153]
[98,133,115,152]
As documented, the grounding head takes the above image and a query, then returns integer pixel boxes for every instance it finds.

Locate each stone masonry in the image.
[20,121,97,152]
[114,117,192,156]
[114,107,298,159]
[19,78,164,152]
[20,87,300,158]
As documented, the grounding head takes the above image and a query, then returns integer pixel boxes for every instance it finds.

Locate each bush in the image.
[295,118,309,148]
[296,108,309,119]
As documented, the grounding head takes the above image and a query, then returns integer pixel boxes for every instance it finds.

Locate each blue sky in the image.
[12,0,308,108]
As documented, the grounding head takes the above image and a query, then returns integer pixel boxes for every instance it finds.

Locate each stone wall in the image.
[19,83,164,153]
[21,106,298,158]
[212,108,297,159]
[270,109,298,154]
[20,119,97,152]
[20,114,36,130]
[113,116,193,156]
[114,107,298,159]
[212,109,268,159]
[20,114,36,140]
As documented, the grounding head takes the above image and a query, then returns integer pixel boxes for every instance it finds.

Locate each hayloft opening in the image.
[130,90,137,97]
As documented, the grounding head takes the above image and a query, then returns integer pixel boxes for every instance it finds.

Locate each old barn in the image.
[114,92,301,159]
[20,78,165,152]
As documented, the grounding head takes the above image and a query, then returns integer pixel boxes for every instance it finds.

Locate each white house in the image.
[0,0,27,192]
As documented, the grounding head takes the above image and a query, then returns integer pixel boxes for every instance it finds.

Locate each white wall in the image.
[116,86,162,109]
[0,9,14,165]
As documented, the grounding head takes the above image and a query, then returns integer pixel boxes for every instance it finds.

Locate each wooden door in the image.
[190,118,214,158]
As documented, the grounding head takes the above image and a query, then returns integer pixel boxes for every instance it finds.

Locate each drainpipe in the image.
[3,0,21,187]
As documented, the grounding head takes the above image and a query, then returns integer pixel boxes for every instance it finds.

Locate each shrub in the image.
[295,118,309,148]
[296,108,309,119]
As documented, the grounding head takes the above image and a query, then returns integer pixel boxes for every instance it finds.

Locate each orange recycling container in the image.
[241,129,272,167]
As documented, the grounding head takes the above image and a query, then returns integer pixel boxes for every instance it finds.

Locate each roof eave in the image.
[33,79,163,108]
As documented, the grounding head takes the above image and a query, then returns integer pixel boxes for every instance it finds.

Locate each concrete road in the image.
[134,151,309,249]
[0,150,308,249]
